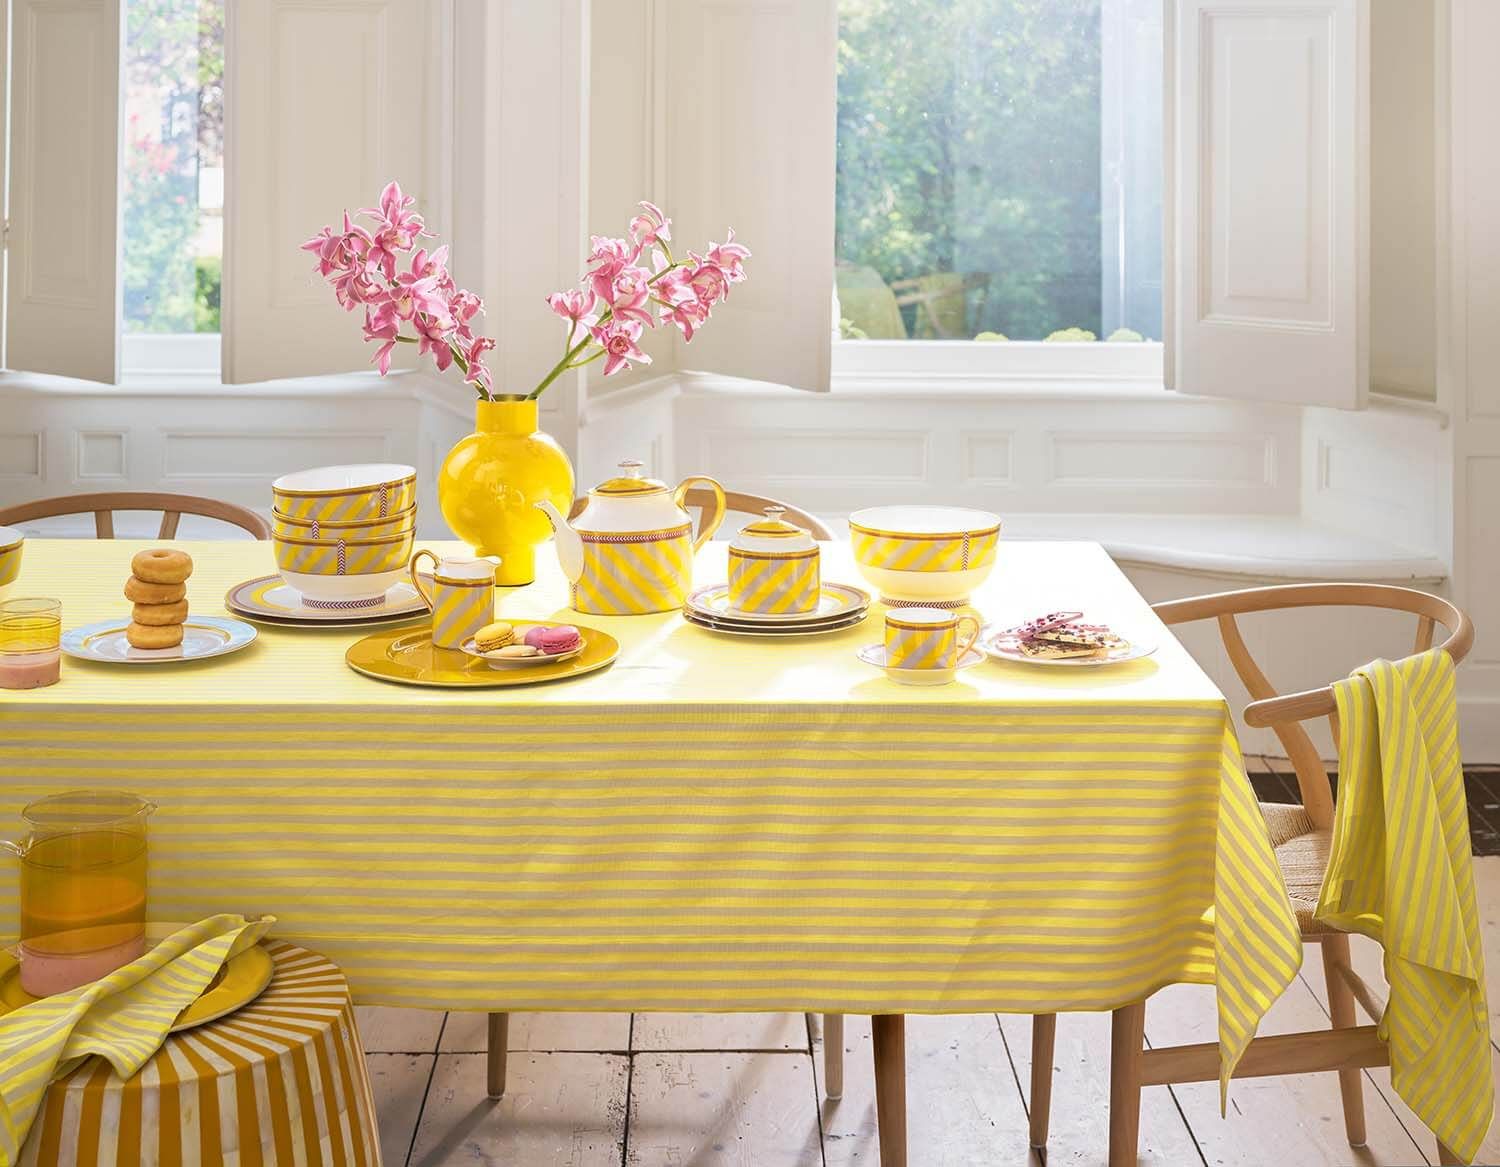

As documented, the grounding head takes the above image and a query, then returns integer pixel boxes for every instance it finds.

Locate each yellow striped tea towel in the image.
[0,913,272,1167]
[1316,650,1493,1162]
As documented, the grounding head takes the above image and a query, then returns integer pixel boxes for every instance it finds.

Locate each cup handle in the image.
[409,549,438,610]
[675,477,727,551]
[956,615,982,660]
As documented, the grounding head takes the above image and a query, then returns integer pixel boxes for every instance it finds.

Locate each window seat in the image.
[985,514,1446,583]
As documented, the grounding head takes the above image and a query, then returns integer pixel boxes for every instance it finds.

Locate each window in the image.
[121,0,224,373]
[834,0,1162,345]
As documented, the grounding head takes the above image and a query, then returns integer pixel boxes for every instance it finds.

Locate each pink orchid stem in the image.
[528,258,686,400]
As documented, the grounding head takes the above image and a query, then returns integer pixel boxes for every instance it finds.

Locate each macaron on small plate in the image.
[61,617,258,664]
[461,624,586,669]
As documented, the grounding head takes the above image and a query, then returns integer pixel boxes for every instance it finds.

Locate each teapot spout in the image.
[534,500,583,582]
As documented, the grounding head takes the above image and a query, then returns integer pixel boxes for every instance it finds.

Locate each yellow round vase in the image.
[437,398,575,586]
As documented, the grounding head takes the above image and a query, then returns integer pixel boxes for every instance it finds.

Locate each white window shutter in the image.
[1166,0,1369,408]
[221,0,452,384]
[6,0,122,383]
[662,0,836,391]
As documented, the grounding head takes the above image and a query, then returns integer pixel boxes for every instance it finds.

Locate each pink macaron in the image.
[523,624,581,655]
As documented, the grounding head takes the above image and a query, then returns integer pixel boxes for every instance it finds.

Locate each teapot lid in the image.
[740,506,805,538]
[592,459,667,497]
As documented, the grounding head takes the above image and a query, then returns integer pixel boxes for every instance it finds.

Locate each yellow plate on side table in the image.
[346,624,620,688]
[0,935,273,1033]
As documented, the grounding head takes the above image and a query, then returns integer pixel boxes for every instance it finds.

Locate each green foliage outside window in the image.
[836,0,1105,341]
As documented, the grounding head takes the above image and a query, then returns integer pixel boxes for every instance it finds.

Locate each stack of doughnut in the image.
[125,549,194,649]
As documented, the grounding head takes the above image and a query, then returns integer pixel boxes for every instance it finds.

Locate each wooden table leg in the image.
[824,1013,845,1100]
[486,1012,509,1099]
[1029,1013,1058,1148]
[1109,1002,1146,1167]
[871,1014,907,1167]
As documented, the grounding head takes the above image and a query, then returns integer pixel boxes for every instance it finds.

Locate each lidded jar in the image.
[727,506,821,615]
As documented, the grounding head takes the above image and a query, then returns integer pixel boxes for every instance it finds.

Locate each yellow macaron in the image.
[473,621,515,652]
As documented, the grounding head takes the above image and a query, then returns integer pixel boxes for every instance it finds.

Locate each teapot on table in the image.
[535,460,725,615]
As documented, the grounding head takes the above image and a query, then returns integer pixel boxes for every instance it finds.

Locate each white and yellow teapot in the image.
[536,460,725,615]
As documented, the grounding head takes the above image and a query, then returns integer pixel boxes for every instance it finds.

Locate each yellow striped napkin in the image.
[1316,650,1493,1162]
[0,913,272,1166]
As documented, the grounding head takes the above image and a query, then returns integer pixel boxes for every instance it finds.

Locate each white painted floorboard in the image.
[354,858,1500,1166]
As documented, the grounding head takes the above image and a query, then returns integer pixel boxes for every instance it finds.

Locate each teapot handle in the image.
[674,477,726,551]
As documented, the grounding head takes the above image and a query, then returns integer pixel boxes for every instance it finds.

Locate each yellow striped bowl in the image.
[848,505,1001,606]
[272,463,416,523]
[271,505,416,541]
[273,528,415,604]
[0,527,21,600]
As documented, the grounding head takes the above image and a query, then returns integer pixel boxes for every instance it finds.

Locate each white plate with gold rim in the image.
[857,643,986,685]
[980,627,1157,667]
[686,582,869,625]
[61,617,258,664]
[460,629,587,669]
[683,610,867,638]
[224,574,430,627]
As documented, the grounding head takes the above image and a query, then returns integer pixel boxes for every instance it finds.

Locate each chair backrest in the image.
[1152,583,1472,829]
[568,488,835,540]
[0,491,271,540]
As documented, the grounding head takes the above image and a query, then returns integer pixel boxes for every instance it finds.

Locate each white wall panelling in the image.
[6,0,121,383]
[221,0,453,383]
[1168,0,1368,409]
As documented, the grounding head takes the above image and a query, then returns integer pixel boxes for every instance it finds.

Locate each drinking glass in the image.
[0,597,61,689]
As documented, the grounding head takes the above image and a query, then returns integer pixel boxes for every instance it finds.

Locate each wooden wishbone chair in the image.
[487,488,840,1101]
[0,491,270,540]
[1026,583,1474,1167]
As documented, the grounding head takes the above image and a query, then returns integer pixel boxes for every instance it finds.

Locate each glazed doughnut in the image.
[124,577,186,604]
[126,621,184,649]
[131,548,193,585]
[132,600,189,626]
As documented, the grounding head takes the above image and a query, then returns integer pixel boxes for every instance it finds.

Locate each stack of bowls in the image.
[270,464,417,605]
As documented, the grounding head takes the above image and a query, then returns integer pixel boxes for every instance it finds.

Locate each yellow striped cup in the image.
[884,607,981,672]
[727,547,820,615]
[409,550,495,649]
[272,463,417,524]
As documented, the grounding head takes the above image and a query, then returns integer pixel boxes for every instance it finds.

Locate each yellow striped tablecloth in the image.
[20,940,379,1167]
[1,539,1301,1090]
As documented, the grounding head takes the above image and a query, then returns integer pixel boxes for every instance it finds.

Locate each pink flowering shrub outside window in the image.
[305,183,749,401]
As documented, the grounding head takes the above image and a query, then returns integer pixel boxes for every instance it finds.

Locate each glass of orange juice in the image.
[3,791,156,995]
[0,597,62,689]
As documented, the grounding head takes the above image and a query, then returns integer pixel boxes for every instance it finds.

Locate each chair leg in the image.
[1029,1013,1057,1149]
[1108,1002,1146,1167]
[871,1014,907,1167]
[1437,1140,1463,1165]
[486,1012,509,1099]
[823,1013,845,1100]
[1320,934,1368,1146]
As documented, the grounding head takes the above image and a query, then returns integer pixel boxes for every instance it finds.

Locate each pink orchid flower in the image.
[546,288,599,329]
[331,259,384,311]
[660,294,710,342]
[361,181,428,279]
[605,266,654,326]
[628,201,671,247]
[362,313,399,375]
[590,320,651,376]
[705,229,750,284]
[587,236,640,302]
[461,334,496,393]
[412,312,453,372]
[687,260,730,308]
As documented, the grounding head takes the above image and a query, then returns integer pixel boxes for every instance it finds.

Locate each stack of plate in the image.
[683,582,870,637]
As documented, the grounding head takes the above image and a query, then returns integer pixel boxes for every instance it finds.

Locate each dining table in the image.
[1,536,1303,1165]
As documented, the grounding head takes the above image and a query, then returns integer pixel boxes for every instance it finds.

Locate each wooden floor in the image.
[356,758,1500,1167]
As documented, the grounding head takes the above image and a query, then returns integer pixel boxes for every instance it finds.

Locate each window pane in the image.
[122,0,223,337]
[835,0,1162,342]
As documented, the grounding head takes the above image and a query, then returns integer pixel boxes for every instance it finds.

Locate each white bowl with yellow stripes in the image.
[271,505,416,541]
[848,506,1001,607]
[272,464,416,524]
[273,528,415,603]
[0,527,21,600]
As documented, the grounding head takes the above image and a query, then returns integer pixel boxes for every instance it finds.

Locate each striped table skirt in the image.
[20,941,380,1167]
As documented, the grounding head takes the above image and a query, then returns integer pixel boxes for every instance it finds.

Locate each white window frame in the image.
[830,338,1164,393]
[121,333,221,383]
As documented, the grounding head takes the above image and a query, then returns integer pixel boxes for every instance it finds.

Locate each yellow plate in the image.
[346,623,620,687]
[0,935,273,1033]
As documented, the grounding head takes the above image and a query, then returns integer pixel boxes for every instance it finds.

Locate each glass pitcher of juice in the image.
[2,791,155,996]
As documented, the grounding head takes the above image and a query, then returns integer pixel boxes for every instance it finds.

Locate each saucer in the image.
[61,617,258,664]
[225,574,430,628]
[857,643,985,686]
[981,628,1158,667]
[686,582,869,626]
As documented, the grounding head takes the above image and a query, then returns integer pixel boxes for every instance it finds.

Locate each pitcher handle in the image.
[675,477,726,551]
[409,549,439,610]
[0,839,21,858]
